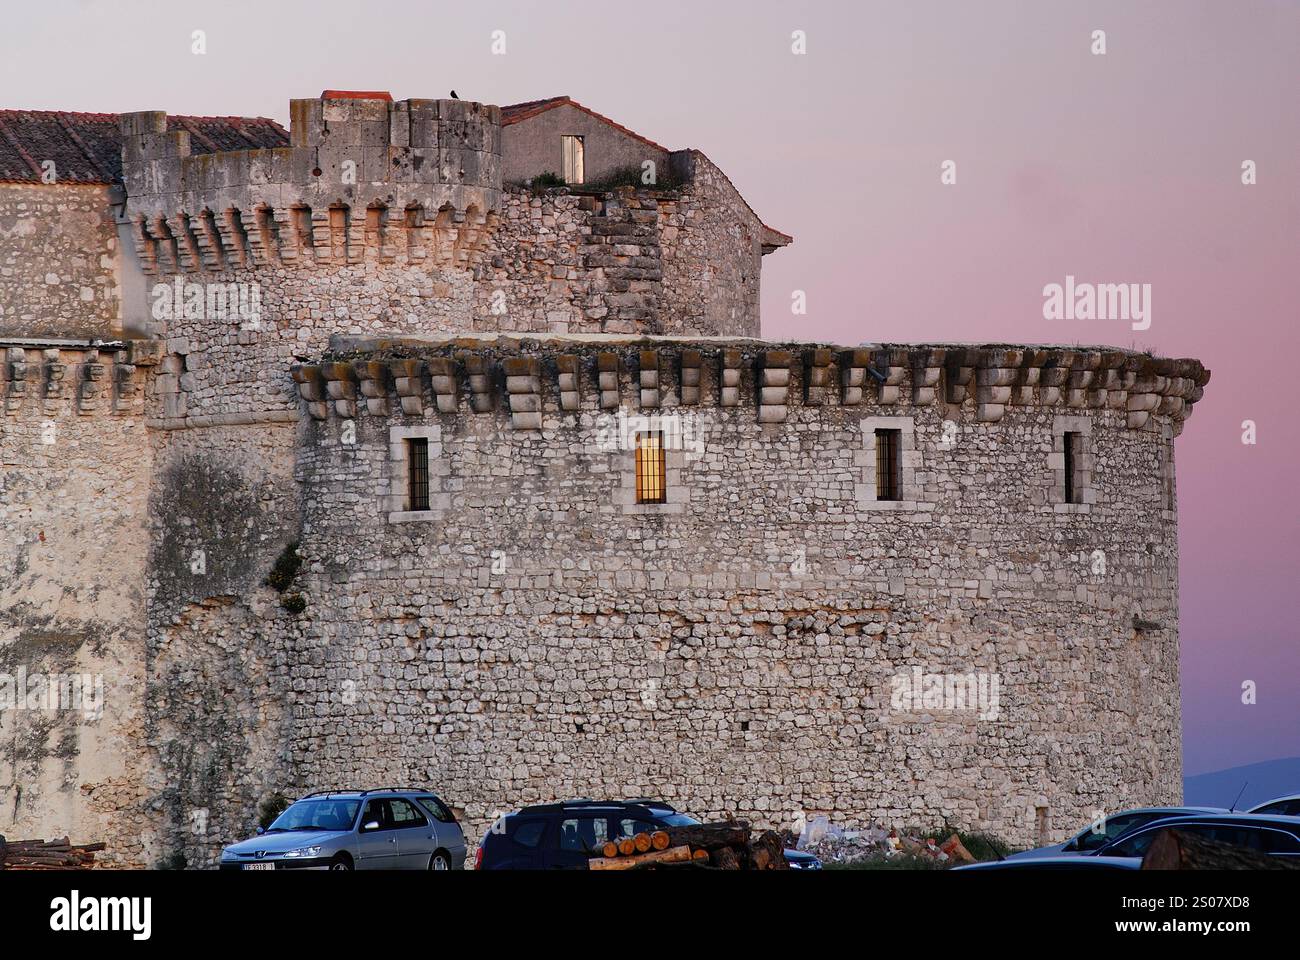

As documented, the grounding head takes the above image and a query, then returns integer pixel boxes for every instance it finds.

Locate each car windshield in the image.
[1077,812,1154,850]
[267,798,361,833]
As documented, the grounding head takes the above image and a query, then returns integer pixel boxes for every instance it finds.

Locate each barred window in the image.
[1064,431,1083,504]
[407,437,430,511]
[562,135,585,185]
[634,431,666,504]
[875,428,901,501]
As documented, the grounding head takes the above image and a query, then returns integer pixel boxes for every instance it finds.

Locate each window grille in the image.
[635,431,666,504]
[875,428,901,501]
[408,437,430,511]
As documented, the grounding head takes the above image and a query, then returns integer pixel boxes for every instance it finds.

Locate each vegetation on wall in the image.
[264,542,307,614]
[257,792,292,830]
[579,164,683,193]
[518,165,683,195]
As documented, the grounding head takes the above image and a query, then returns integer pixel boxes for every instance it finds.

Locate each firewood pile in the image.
[0,835,104,870]
[587,821,789,870]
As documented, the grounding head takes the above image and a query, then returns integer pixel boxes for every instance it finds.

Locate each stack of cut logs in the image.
[0,836,104,870]
[588,821,788,871]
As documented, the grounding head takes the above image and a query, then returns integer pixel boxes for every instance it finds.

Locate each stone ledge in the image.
[291,339,1209,434]
[147,410,298,431]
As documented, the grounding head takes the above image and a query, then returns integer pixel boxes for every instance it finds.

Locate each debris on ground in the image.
[791,815,977,866]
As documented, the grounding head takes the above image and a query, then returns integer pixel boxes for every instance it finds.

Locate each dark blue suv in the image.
[474,799,821,869]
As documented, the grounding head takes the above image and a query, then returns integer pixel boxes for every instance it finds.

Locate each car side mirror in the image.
[362,821,380,832]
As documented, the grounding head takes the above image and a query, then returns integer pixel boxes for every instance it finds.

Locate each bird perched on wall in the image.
[450,90,459,99]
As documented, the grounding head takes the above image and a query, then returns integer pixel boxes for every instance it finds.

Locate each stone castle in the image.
[0,90,1208,867]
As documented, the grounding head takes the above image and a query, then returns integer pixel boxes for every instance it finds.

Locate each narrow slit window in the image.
[875,428,901,501]
[635,431,666,504]
[562,135,585,185]
[407,437,430,511]
[1063,431,1082,504]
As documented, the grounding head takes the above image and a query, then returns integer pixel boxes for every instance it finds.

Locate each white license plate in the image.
[243,862,275,870]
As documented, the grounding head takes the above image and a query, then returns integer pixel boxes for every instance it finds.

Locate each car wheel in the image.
[329,854,353,871]
[429,850,451,871]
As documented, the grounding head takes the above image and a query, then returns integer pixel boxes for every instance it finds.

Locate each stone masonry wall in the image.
[1,93,1207,870]
[0,340,155,866]
[660,153,765,338]
[0,184,122,338]
[142,421,301,869]
[130,176,763,429]
[166,335,1203,869]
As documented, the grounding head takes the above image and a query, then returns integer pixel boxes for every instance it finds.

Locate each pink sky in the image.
[4,0,1296,774]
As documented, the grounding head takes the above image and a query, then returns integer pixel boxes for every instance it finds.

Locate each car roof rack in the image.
[625,798,676,811]
[517,798,677,814]
[300,787,437,799]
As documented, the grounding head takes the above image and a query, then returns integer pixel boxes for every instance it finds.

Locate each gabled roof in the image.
[499,97,791,250]
[500,95,670,154]
[0,110,288,185]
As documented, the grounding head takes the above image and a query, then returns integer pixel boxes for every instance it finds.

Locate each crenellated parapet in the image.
[120,93,502,276]
[1,337,162,417]
[290,335,1209,435]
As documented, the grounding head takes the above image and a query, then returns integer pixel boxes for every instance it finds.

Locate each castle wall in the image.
[141,420,301,869]
[0,93,1207,869]
[122,180,763,438]
[117,96,765,354]
[0,184,121,338]
[0,340,155,866]
[661,152,764,338]
[278,342,1183,856]
[127,336,1200,868]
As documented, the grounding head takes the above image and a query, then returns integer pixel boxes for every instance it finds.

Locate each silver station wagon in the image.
[219,788,467,871]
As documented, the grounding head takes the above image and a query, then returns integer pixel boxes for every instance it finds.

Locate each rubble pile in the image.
[794,816,977,866]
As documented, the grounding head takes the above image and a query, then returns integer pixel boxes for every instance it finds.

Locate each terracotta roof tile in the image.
[500,96,670,154]
[0,110,288,185]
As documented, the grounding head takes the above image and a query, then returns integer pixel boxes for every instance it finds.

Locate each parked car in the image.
[1005,806,1227,860]
[219,788,467,870]
[474,799,822,869]
[953,855,1141,871]
[1093,813,1300,860]
[1247,794,1300,817]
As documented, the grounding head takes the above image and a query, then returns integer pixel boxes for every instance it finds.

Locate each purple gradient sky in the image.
[4,0,1295,775]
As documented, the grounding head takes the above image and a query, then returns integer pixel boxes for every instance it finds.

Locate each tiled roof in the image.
[500,96,670,154]
[499,96,570,124]
[0,110,288,185]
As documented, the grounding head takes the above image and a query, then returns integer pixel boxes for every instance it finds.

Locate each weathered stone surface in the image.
[0,89,1210,873]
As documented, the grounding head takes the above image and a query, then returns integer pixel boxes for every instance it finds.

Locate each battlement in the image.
[0,337,161,418]
[120,92,502,276]
[290,335,1209,433]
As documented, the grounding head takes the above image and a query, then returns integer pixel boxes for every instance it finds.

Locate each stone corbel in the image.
[504,356,542,429]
